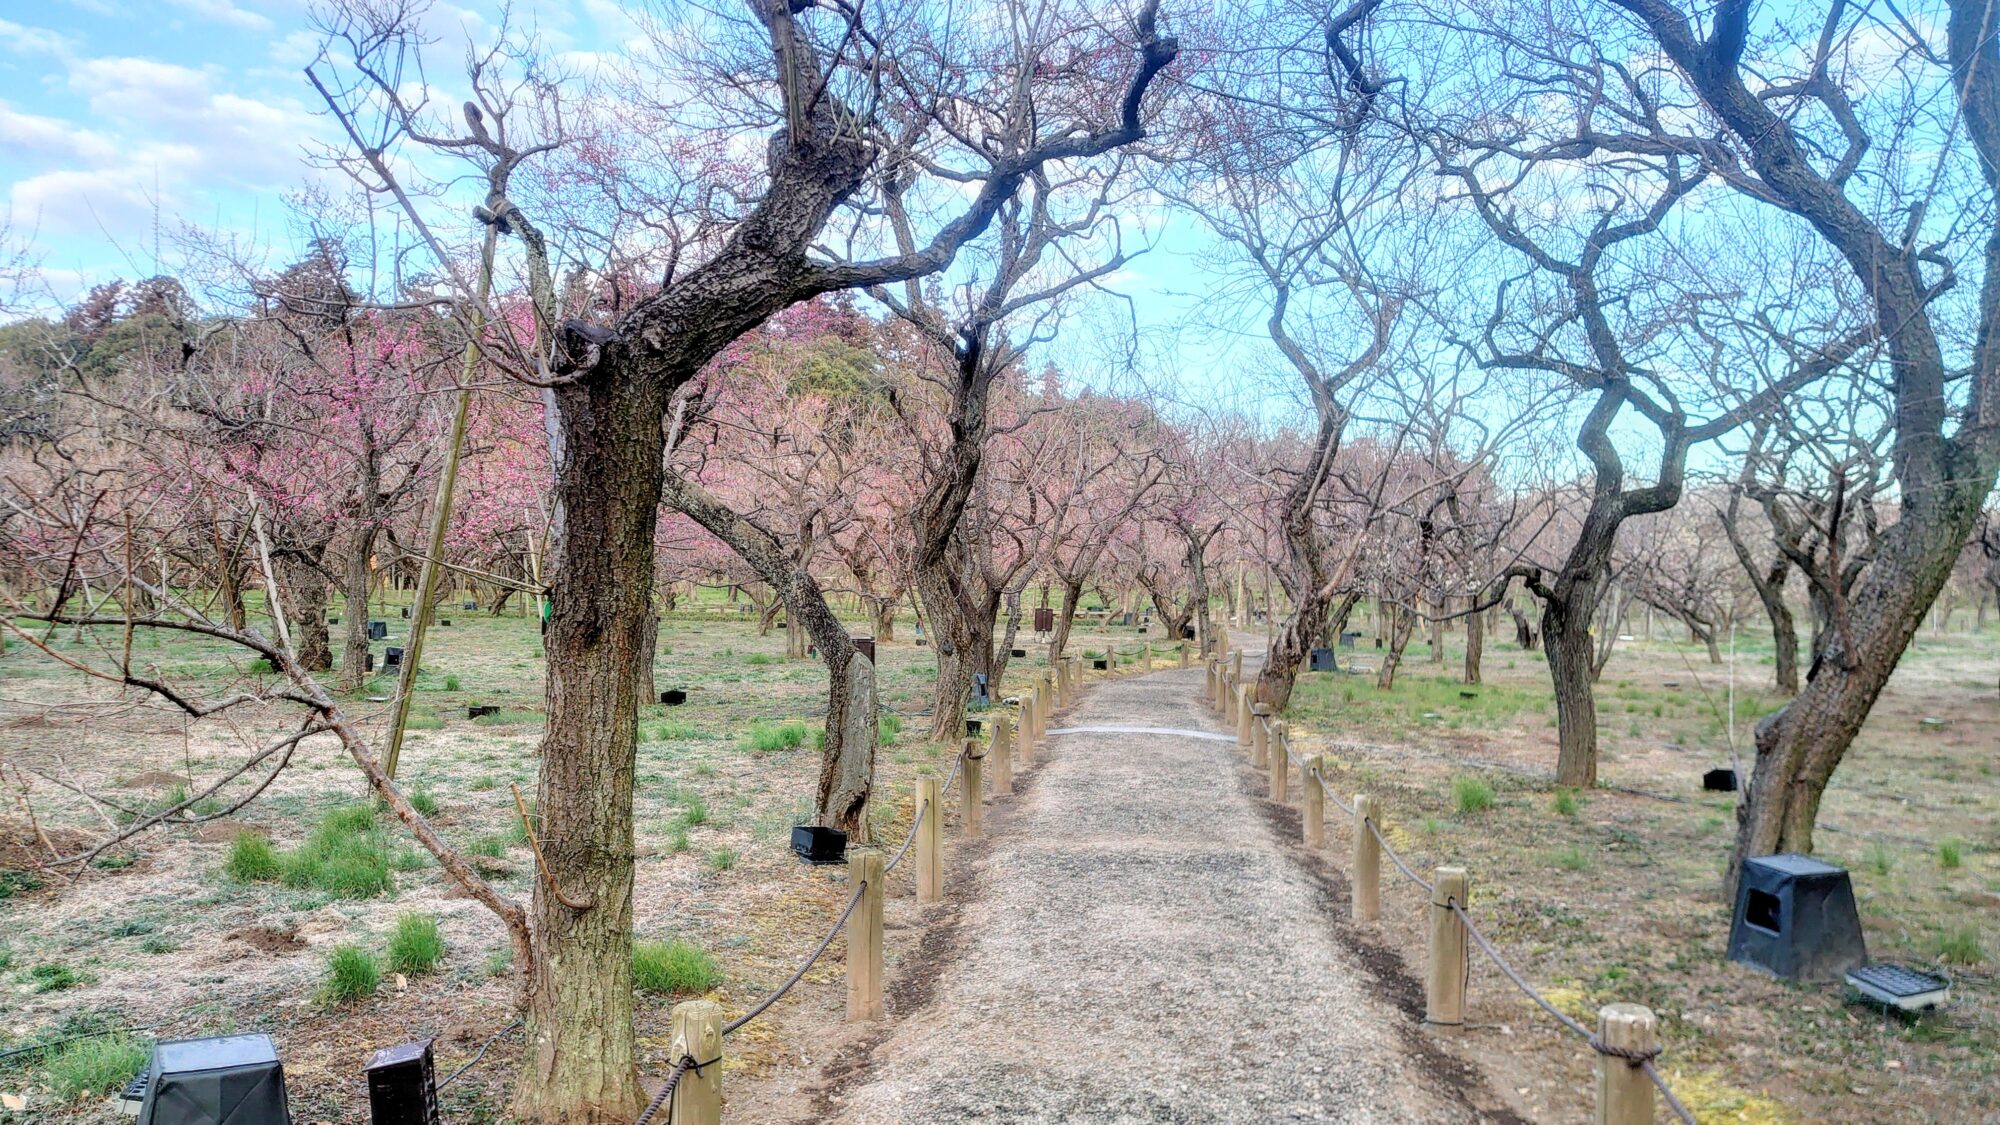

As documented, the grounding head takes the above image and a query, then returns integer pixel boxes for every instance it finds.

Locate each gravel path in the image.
[828,663,1471,1123]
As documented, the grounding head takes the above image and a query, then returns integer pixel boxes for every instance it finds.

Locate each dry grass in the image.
[1284,622,2000,1124]
[0,590,1154,1121]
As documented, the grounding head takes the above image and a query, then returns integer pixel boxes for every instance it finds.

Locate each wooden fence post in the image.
[1203,658,1216,702]
[1302,756,1324,848]
[961,741,984,837]
[1595,1004,1660,1125]
[1352,794,1380,922]
[917,777,943,902]
[1250,703,1271,768]
[669,998,723,1124]
[1270,719,1289,803]
[846,850,884,1021]
[1180,642,1190,668]
[990,714,1014,796]
[1236,686,1254,748]
[1426,866,1469,1028]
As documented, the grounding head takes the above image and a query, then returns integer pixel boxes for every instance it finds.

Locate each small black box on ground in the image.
[1011,648,1026,657]
[1182,623,1196,639]
[853,637,876,663]
[1704,767,1738,792]
[661,690,687,706]
[365,1039,439,1125]
[1846,963,1950,1013]
[468,705,499,719]
[400,607,411,619]
[1309,647,1336,672]
[462,600,479,611]
[1340,631,1361,648]
[138,1033,291,1125]
[368,620,388,640]
[966,718,983,737]
[385,646,404,668]
[791,825,847,864]
[1728,853,1867,983]
[1034,607,1055,633]
[1091,657,1109,670]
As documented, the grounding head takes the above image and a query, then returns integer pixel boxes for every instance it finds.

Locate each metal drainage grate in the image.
[1846,963,1950,1011]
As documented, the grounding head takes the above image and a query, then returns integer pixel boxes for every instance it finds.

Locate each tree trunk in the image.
[513,372,665,1124]
[1049,576,1085,664]
[1727,486,1993,895]
[1543,592,1599,788]
[1375,608,1419,690]
[1509,604,1537,650]
[274,552,332,672]
[1464,600,1484,685]
[338,530,376,692]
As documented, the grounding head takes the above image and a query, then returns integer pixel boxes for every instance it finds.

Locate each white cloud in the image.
[0,17,77,57]
[165,0,274,32]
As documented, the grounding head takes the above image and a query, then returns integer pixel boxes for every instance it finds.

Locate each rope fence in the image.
[631,651,1099,1124]
[1204,646,1696,1125]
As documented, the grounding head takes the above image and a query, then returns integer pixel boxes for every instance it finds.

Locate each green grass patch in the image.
[43,1033,149,1101]
[1452,776,1495,815]
[1937,926,1985,965]
[1552,789,1580,818]
[1554,845,1592,872]
[409,789,440,817]
[706,847,737,874]
[743,720,809,753]
[443,674,462,692]
[1938,839,1964,870]
[224,832,282,881]
[321,944,381,1002]
[632,939,721,995]
[30,963,80,993]
[226,806,396,898]
[387,913,445,975]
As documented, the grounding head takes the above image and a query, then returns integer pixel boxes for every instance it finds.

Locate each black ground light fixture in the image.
[365,1039,440,1125]
[661,689,687,706]
[468,705,499,719]
[369,620,388,640]
[792,824,847,864]
[1309,647,1336,672]
[385,646,405,669]
[1728,853,1867,982]
[136,1034,292,1124]
[1340,630,1361,648]
[1703,768,1738,792]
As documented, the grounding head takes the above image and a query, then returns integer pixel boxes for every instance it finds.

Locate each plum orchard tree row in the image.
[4,0,2000,1119]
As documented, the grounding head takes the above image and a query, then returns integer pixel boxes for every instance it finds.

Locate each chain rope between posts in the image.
[633,743,971,1122]
[1235,667,1690,1124]
[1450,898,1696,1124]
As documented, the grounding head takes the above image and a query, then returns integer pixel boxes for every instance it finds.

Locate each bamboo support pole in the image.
[1426,866,1469,1028]
[846,851,883,1021]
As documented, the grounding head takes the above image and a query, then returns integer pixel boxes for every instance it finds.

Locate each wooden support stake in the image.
[1180,643,1190,669]
[1426,866,1469,1028]
[1270,719,1289,803]
[917,776,943,902]
[1019,694,1037,766]
[669,999,723,1124]
[990,715,1014,796]
[846,851,884,1021]
[1302,756,1324,849]
[1595,1004,1660,1125]
[1250,704,1271,768]
[1231,648,1243,682]
[1353,794,1380,922]
[961,741,983,837]
[1203,659,1216,702]
[1235,686,1253,748]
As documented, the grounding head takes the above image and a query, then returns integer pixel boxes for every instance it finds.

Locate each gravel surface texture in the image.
[829,662,1471,1123]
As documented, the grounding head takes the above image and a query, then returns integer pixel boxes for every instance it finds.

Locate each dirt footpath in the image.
[825,664,1502,1123]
